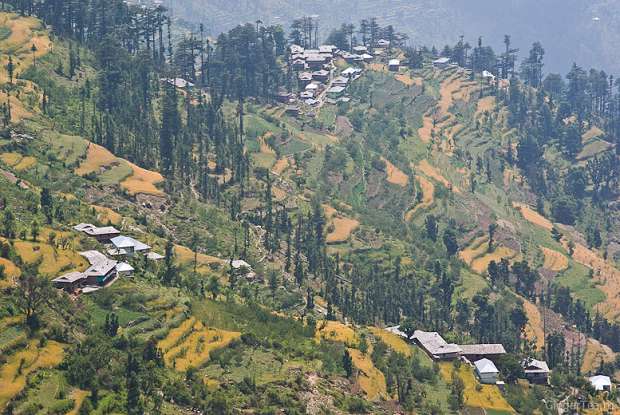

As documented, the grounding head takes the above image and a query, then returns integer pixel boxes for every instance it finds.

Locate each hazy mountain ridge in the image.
[166,0,620,73]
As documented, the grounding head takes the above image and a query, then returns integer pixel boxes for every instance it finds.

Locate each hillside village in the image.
[0,0,620,414]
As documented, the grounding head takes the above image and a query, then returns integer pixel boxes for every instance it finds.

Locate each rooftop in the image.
[389,59,400,66]
[474,358,499,374]
[522,358,550,373]
[85,259,118,277]
[460,344,507,356]
[412,330,462,356]
[110,235,151,251]
[79,250,108,266]
[433,57,451,64]
[589,375,612,391]
[53,272,86,283]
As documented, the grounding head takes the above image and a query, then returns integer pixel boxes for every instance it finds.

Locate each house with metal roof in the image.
[474,358,500,384]
[84,259,118,286]
[388,59,400,72]
[109,236,151,256]
[433,57,451,69]
[589,375,612,392]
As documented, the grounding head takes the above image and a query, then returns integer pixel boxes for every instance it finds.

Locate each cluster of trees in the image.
[324,17,407,53]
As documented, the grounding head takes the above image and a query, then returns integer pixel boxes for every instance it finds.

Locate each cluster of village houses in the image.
[51,224,165,294]
[387,327,613,392]
[279,40,397,116]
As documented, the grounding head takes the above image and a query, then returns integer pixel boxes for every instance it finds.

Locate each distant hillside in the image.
[162,0,620,74]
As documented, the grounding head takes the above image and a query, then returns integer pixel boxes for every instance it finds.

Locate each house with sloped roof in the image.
[74,223,120,242]
[433,57,451,69]
[460,344,506,362]
[109,236,151,256]
[522,358,550,384]
[589,375,612,392]
[411,330,462,360]
[388,59,400,72]
[52,272,86,292]
[474,358,500,384]
[84,259,118,286]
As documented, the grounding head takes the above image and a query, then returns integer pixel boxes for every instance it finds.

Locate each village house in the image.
[341,52,357,64]
[298,72,313,87]
[74,223,121,242]
[292,59,306,71]
[319,45,336,55]
[305,82,320,93]
[52,272,86,292]
[332,76,349,87]
[327,86,346,100]
[306,55,326,70]
[290,44,304,55]
[376,39,390,48]
[352,45,368,54]
[482,70,496,84]
[116,262,135,277]
[146,252,165,261]
[361,53,374,63]
[388,59,400,72]
[433,57,451,69]
[411,330,462,360]
[275,91,294,103]
[589,375,612,392]
[109,235,151,256]
[300,91,314,99]
[84,258,118,286]
[460,344,506,362]
[161,78,194,89]
[285,105,301,117]
[474,358,500,384]
[341,67,359,78]
[522,359,550,384]
[312,69,329,83]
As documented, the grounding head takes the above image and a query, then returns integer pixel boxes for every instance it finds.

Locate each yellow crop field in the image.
[470,246,518,274]
[91,205,122,225]
[326,217,359,244]
[315,320,358,346]
[120,162,164,196]
[271,157,289,176]
[158,317,197,352]
[513,202,553,231]
[173,244,223,275]
[459,236,489,265]
[0,340,64,409]
[67,389,89,415]
[382,157,408,186]
[417,159,461,193]
[13,232,88,276]
[0,152,23,166]
[368,327,411,357]
[522,298,545,350]
[348,348,387,401]
[540,246,568,272]
[14,156,36,171]
[439,362,514,413]
[159,318,240,371]
[581,339,617,374]
[75,143,118,176]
